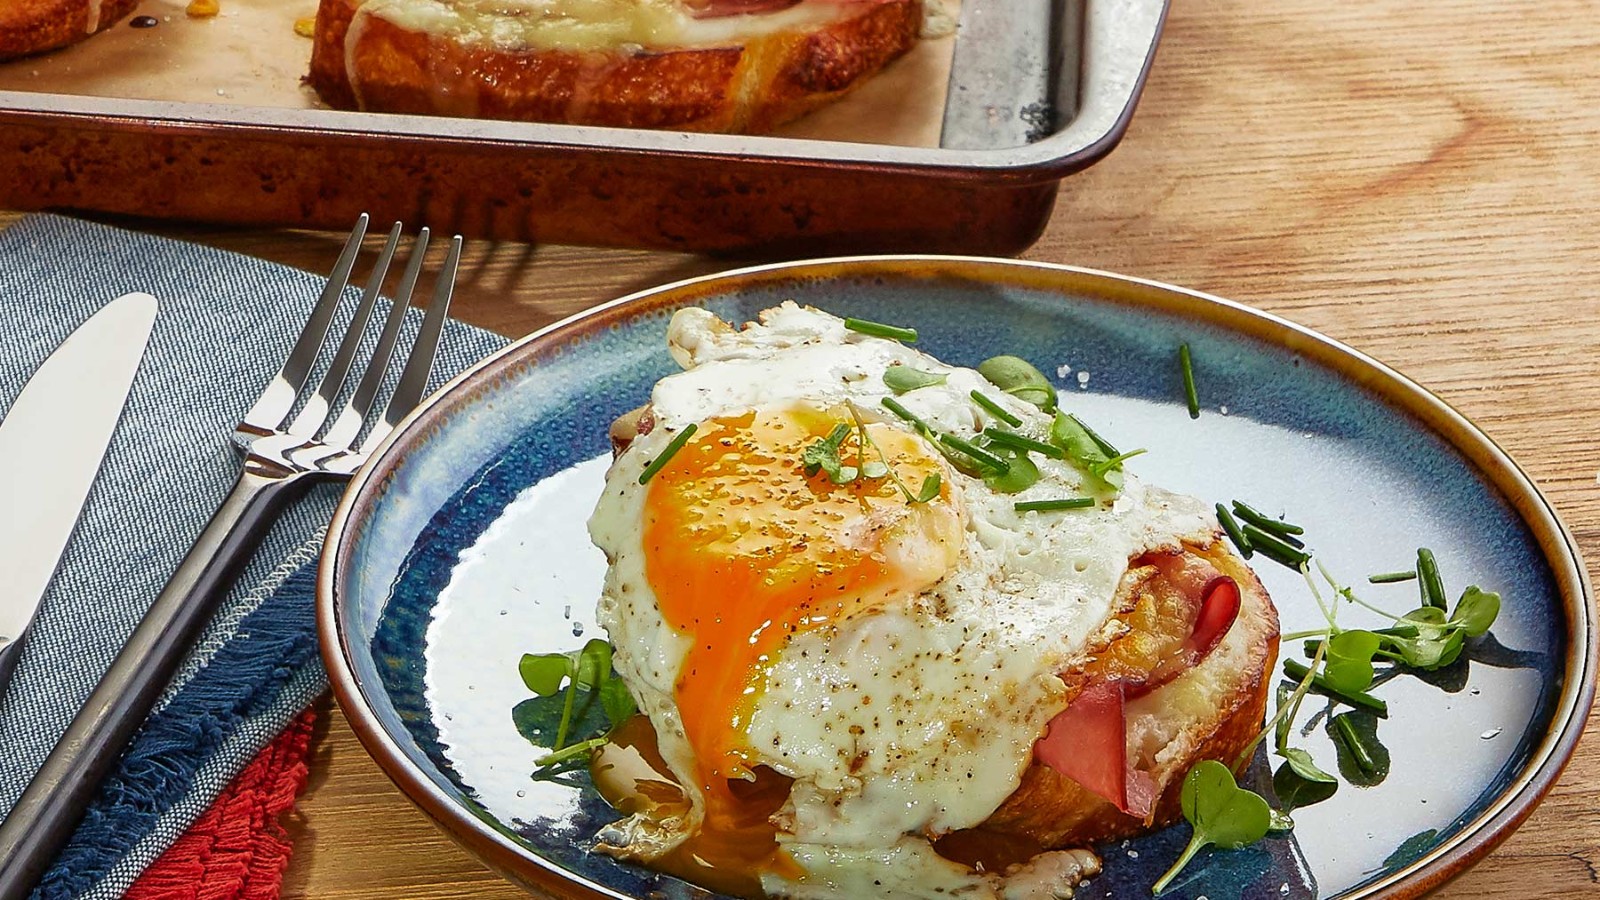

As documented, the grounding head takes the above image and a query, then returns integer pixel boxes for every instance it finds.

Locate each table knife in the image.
[0,293,159,691]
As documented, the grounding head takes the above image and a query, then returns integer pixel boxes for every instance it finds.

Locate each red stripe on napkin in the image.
[125,709,316,900]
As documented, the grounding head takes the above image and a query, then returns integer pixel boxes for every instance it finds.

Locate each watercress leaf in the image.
[883,364,948,394]
[574,639,612,691]
[1272,760,1339,812]
[978,355,1057,412]
[599,675,637,727]
[1268,809,1296,833]
[862,460,889,479]
[1323,629,1381,694]
[1278,747,1337,784]
[914,473,942,503]
[1451,586,1500,638]
[1181,759,1272,849]
[983,450,1039,494]
[519,653,572,697]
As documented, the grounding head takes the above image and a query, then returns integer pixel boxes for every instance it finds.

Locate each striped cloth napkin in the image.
[0,215,507,899]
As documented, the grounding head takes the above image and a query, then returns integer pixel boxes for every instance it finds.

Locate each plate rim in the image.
[317,254,1597,900]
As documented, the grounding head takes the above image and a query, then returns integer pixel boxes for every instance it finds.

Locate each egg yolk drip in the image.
[642,405,963,845]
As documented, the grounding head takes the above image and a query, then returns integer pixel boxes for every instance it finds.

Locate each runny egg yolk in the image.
[642,405,963,828]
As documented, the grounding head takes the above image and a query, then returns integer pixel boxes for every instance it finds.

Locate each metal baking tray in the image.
[0,0,1168,255]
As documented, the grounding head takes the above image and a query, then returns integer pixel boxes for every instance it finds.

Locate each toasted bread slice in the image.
[0,0,140,60]
[307,0,923,133]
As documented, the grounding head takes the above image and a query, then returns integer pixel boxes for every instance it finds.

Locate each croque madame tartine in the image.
[585,303,1279,899]
[0,0,140,60]
[308,0,947,132]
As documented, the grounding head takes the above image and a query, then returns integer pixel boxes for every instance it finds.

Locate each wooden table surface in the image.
[8,0,1600,896]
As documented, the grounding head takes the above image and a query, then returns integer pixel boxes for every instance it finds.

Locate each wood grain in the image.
[6,0,1600,895]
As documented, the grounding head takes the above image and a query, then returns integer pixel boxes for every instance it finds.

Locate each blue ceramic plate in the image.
[319,257,1594,900]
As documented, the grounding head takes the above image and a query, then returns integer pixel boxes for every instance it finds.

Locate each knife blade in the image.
[0,293,159,689]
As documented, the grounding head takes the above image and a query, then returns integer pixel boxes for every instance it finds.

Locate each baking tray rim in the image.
[0,0,1169,182]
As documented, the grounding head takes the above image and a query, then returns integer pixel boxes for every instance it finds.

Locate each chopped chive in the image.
[1242,520,1304,550]
[970,390,1024,427]
[938,433,1011,473]
[1417,548,1446,610]
[1332,715,1379,775]
[881,396,933,432]
[1230,501,1305,537]
[637,423,698,485]
[1244,524,1311,569]
[1369,570,1418,584]
[844,317,917,343]
[1179,342,1200,419]
[1068,414,1121,458]
[983,428,1065,459]
[1015,497,1096,512]
[1216,504,1253,559]
[1282,659,1389,717]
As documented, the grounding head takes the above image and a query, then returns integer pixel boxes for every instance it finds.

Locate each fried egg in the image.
[587,303,1219,898]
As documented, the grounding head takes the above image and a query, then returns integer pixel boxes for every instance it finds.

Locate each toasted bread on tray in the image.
[307,0,925,133]
[0,0,140,60]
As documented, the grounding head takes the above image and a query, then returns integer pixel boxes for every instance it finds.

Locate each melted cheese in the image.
[354,0,857,53]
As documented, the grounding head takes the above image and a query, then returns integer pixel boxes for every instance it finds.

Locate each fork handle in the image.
[0,467,313,900]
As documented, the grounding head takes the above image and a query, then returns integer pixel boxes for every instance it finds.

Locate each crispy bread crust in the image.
[307,0,921,132]
[966,547,1280,850]
[0,0,140,60]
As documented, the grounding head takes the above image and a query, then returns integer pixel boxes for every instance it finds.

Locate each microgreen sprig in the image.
[1152,761,1271,895]
[518,639,637,772]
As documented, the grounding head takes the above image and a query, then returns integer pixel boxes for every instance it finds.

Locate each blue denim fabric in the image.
[0,215,508,898]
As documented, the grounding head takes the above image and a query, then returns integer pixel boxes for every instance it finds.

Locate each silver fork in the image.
[0,215,461,899]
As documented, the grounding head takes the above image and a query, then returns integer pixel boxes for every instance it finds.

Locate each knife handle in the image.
[0,467,314,899]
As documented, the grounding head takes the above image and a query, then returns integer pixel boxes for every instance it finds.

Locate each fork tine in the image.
[284,222,402,439]
[241,213,368,434]
[360,234,461,456]
[320,226,430,453]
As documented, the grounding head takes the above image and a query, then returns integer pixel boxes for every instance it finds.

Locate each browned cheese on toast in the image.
[307,0,924,132]
[0,0,141,60]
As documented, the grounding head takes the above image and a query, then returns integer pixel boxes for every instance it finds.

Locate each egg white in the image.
[588,303,1217,896]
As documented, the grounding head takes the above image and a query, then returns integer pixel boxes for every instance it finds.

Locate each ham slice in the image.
[1034,575,1241,818]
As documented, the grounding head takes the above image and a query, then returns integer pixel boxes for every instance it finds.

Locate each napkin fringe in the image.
[123,709,315,900]
[35,564,321,900]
